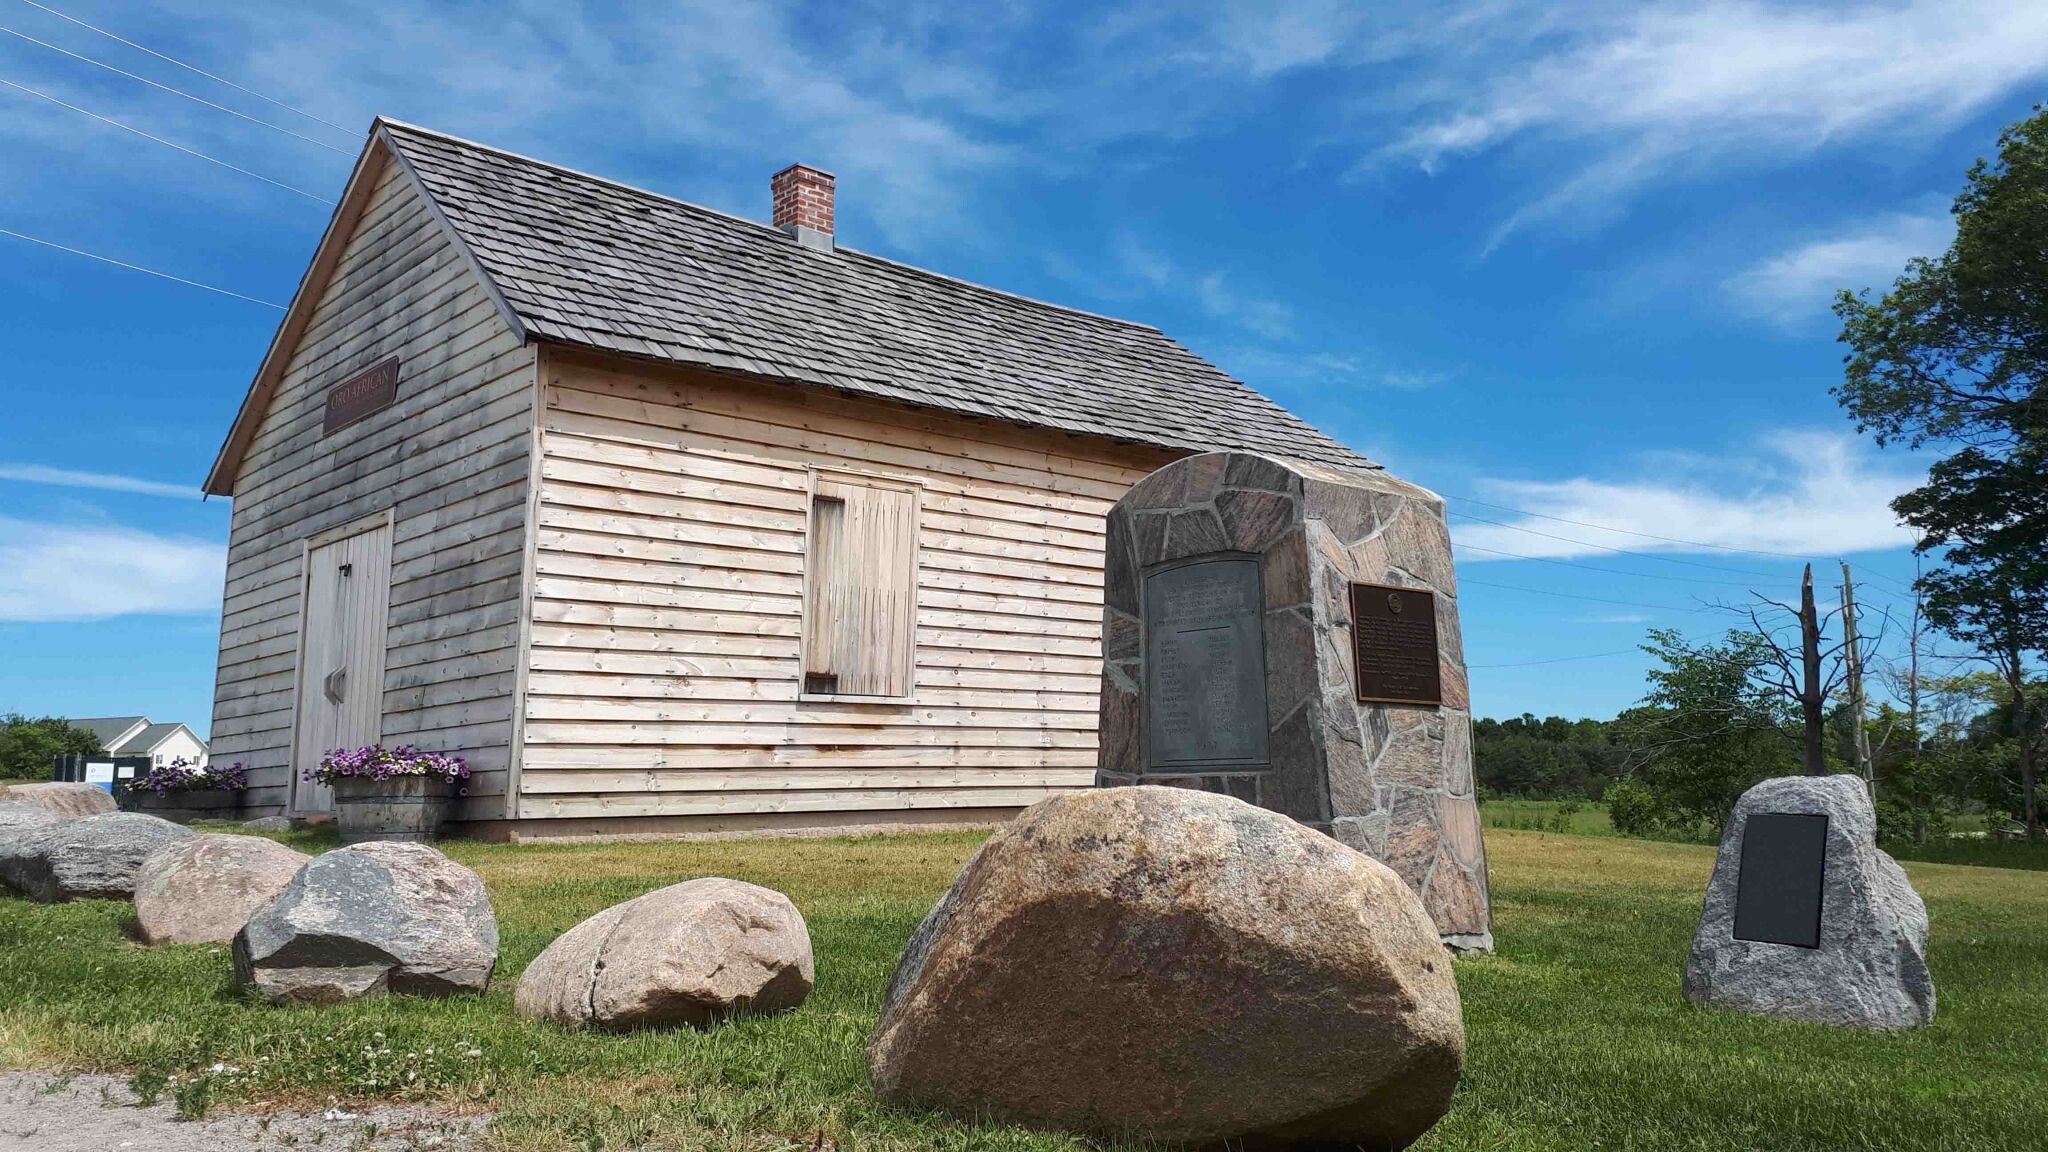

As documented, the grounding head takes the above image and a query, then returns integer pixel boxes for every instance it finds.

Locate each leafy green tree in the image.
[1835,105,2048,841]
[1472,713,1627,799]
[1613,630,1801,837]
[1834,107,2048,455]
[0,714,103,781]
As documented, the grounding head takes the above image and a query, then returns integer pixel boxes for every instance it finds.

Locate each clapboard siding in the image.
[520,352,1171,821]
[207,149,535,817]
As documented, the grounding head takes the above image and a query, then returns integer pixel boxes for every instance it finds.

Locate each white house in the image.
[72,716,209,767]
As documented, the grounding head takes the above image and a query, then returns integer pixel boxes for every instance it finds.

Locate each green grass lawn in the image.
[2,825,2045,1151]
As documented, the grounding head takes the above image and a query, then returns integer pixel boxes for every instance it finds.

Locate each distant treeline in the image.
[1472,714,1626,800]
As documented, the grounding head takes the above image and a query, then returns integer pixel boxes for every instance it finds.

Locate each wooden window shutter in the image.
[805,476,917,697]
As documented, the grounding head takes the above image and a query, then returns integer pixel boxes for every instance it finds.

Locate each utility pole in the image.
[1907,556,1927,842]
[1840,562,1874,796]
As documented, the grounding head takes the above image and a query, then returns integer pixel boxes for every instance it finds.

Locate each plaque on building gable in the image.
[1350,582,1442,706]
[323,357,401,435]
[1142,557,1269,771]
[1732,812,1829,949]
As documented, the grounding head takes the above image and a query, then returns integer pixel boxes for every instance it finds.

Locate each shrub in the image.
[1604,777,1660,837]
[0,714,102,780]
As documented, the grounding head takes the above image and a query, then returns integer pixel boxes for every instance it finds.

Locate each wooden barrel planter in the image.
[118,788,245,824]
[333,775,454,844]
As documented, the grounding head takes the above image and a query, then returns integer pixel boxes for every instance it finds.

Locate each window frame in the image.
[797,464,924,704]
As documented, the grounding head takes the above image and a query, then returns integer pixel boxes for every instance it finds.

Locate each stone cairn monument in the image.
[1096,451,1491,950]
[1685,774,1934,1028]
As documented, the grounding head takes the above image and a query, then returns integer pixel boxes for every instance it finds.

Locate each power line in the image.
[1458,576,1717,615]
[1470,649,1643,670]
[0,75,333,203]
[1454,540,1762,587]
[0,22,353,154]
[0,226,283,307]
[14,0,354,134]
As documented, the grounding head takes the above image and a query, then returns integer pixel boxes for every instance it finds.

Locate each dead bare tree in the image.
[1729,564,1852,776]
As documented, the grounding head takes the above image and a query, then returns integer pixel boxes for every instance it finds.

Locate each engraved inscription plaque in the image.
[1733,812,1828,948]
[1143,557,1269,771]
[1350,581,1442,705]
[323,357,400,435]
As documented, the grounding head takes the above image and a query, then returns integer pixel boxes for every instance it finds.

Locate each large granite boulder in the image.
[134,834,311,945]
[1684,775,1934,1029]
[516,878,814,1031]
[233,842,498,1004]
[0,813,193,902]
[0,804,70,887]
[869,786,1464,1150]
[0,802,66,847]
[0,782,118,819]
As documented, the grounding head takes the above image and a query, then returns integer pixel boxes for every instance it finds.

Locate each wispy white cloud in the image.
[0,464,197,499]
[1375,1,2048,243]
[1202,345,1443,393]
[0,518,223,622]
[1452,430,1921,561]
[1113,233,1295,338]
[1724,212,1953,324]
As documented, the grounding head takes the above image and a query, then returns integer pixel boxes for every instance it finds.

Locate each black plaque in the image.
[1142,557,1269,771]
[1733,813,1828,948]
[323,357,400,435]
[1350,582,1442,706]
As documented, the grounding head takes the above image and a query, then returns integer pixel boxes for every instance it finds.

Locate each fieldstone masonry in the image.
[1097,451,1492,949]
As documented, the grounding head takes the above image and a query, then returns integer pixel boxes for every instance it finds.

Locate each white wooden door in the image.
[290,521,393,814]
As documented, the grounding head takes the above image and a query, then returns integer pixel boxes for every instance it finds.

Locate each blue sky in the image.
[2,0,2042,737]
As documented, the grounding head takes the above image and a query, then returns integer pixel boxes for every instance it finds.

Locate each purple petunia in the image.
[308,744,470,787]
[127,758,248,797]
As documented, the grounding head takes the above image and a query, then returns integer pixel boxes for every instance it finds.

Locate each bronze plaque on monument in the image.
[1732,812,1828,949]
[1350,581,1442,706]
[1142,557,1269,771]
[323,356,400,435]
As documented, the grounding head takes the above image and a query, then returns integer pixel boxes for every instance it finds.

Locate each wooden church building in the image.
[203,119,1381,838]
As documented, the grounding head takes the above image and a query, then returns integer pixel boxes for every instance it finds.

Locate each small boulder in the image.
[134,835,310,945]
[869,786,1465,1150]
[233,841,498,1003]
[1685,774,1934,1029]
[516,878,813,1031]
[0,813,194,902]
[0,782,118,819]
[240,816,294,833]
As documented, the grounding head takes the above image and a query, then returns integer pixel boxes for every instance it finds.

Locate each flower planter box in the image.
[118,788,246,824]
[333,774,454,844]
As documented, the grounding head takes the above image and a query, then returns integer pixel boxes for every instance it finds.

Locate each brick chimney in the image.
[772,163,835,252]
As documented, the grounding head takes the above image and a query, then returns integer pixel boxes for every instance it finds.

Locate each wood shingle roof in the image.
[380,120,1376,472]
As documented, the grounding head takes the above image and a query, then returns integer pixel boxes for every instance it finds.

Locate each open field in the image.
[2,825,2045,1151]
[1481,798,2048,870]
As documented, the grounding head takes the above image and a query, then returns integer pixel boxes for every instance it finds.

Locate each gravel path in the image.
[0,1071,488,1151]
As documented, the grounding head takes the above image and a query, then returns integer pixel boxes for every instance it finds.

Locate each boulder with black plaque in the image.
[1683,774,1935,1028]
